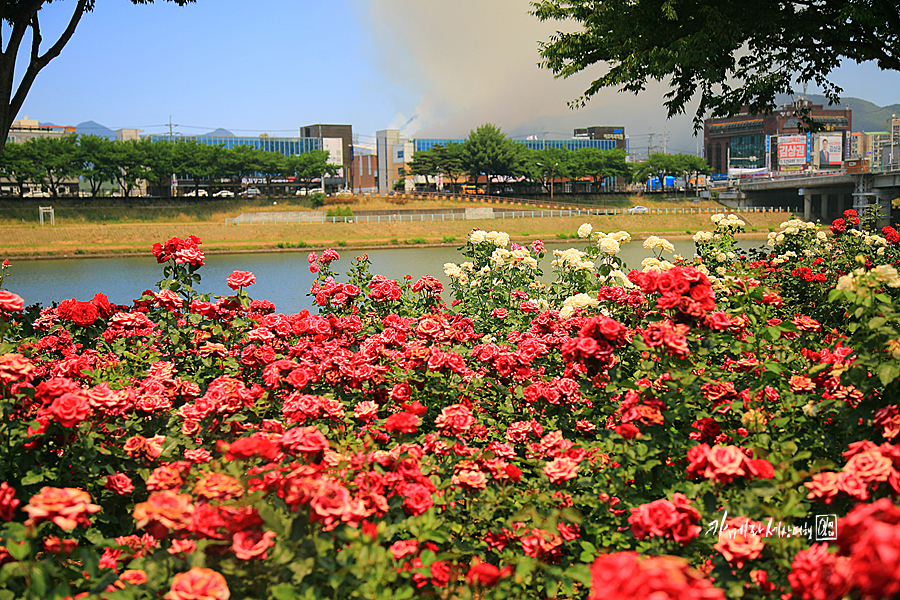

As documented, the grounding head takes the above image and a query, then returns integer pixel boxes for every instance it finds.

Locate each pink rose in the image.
[165,567,230,600]
[226,270,256,290]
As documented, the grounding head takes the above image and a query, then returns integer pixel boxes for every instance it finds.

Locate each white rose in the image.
[577,223,593,238]
[598,237,620,255]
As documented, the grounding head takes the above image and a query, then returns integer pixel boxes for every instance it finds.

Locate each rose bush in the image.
[0,216,898,599]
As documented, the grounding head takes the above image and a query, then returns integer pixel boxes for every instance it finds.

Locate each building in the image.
[115,128,142,142]
[703,98,852,174]
[882,114,900,169]
[375,128,624,193]
[147,132,326,156]
[351,151,377,194]
[573,126,628,151]
[301,124,352,168]
[7,116,75,144]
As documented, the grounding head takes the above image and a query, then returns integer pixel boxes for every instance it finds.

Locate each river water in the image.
[5,240,764,314]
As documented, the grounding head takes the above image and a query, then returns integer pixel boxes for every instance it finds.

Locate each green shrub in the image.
[309,192,326,207]
[404,237,426,245]
[390,238,399,245]
[556,233,568,240]
[277,242,285,248]
[326,206,355,218]
[337,240,347,247]
[295,241,308,248]
[443,236,456,244]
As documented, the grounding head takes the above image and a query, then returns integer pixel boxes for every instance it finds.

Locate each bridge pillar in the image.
[803,193,812,222]
[822,194,830,222]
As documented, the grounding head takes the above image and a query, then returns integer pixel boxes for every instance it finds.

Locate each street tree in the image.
[111,139,150,197]
[431,143,465,193]
[528,147,571,196]
[76,134,119,196]
[28,134,79,197]
[0,0,195,155]
[461,124,521,194]
[570,148,628,190]
[0,141,41,197]
[285,149,336,189]
[138,138,177,197]
[531,0,900,129]
[405,149,438,189]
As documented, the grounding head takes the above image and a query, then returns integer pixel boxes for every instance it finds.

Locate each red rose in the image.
[466,562,504,587]
[615,423,641,439]
[0,291,23,312]
[232,529,276,561]
[105,473,135,495]
[385,411,420,434]
[68,301,98,326]
[789,543,852,600]
[848,522,900,597]
[49,392,92,428]
[747,458,775,479]
[92,293,113,318]
[0,482,20,521]
[280,426,328,457]
[401,483,433,516]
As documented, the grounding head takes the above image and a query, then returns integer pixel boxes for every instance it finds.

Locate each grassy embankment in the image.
[0,195,791,259]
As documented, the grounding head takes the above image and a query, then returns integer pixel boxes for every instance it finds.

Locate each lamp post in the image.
[536,161,559,199]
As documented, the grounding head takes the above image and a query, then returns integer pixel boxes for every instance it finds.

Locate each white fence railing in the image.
[226,205,795,225]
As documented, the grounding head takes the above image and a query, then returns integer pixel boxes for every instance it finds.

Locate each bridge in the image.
[712,166,900,224]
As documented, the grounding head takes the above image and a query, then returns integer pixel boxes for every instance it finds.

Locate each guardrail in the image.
[226,205,795,225]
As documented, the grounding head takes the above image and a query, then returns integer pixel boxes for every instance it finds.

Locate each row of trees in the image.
[405,124,709,194]
[0,135,338,198]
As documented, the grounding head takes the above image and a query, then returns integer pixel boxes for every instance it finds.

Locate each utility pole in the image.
[648,133,654,157]
[168,116,176,140]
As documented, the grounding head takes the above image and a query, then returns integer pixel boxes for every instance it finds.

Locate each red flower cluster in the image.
[883,225,900,245]
[629,266,716,319]
[590,552,724,600]
[628,493,701,545]
[805,440,900,503]
[152,235,204,265]
[56,293,114,327]
[560,316,627,374]
[830,498,900,598]
[686,444,774,484]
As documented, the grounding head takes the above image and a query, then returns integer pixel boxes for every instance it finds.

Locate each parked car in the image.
[295,188,308,196]
[625,205,649,214]
[240,188,261,197]
[184,189,208,197]
[213,190,235,197]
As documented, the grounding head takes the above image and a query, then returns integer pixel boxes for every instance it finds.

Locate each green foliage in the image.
[530,0,895,129]
[308,192,326,208]
[461,124,524,194]
[443,236,456,243]
[325,206,354,218]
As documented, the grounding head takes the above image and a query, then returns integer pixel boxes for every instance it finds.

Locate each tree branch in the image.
[9,0,88,119]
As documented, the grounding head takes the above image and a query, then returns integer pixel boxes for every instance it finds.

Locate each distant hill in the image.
[776,93,900,133]
[202,128,234,137]
[76,121,116,139]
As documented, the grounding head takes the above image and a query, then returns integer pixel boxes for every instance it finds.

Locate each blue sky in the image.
[11,0,900,154]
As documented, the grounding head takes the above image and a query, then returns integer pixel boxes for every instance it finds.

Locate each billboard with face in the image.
[815,135,843,169]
